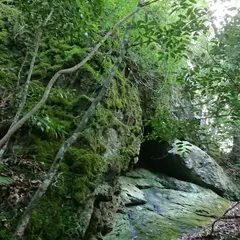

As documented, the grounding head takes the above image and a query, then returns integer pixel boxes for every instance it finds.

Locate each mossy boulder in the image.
[64,147,106,202]
[0,1,143,238]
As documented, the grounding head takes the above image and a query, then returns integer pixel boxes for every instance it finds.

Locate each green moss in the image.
[92,106,114,127]
[64,147,106,202]
[30,139,62,165]
[33,43,87,77]
[105,72,142,127]
[66,148,105,175]
[26,195,80,240]
[105,73,128,109]
[25,81,77,137]
[0,3,19,93]
[120,145,137,160]
[23,146,107,239]
[0,29,142,238]
[0,3,144,240]
[99,71,142,165]
[74,176,93,201]
[80,106,114,154]
[64,45,86,59]
[27,81,77,109]
[81,63,102,82]
[134,219,180,240]
[72,94,93,113]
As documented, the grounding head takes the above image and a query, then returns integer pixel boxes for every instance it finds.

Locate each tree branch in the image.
[0,2,156,148]
[209,202,240,237]
[16,52,28,89]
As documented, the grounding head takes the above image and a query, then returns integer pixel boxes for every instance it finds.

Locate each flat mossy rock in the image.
[103,169,231,240]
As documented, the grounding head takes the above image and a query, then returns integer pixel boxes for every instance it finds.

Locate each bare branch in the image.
[16,52,28,89]
[209,202,240,237]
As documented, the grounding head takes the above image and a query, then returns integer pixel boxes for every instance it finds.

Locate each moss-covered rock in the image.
[25,195,80,240]
[64,147,106,201]
[0,1,144,239]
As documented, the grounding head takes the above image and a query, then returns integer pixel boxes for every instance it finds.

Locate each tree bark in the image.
[0,34,40,159]
[230,135,240,162]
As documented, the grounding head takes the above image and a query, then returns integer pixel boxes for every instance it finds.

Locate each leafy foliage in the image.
[178,8,240,154]
[0,176,12,185]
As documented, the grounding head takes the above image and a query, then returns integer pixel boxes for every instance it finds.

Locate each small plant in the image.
[168,139,192,158]
[145,107,186,144]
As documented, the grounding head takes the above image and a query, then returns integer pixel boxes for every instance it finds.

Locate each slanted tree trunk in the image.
[0,9,54,159]
[230,135,240,162]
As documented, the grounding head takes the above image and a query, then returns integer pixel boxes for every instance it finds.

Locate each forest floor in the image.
[179,202,240,240]
[179,160,240,240]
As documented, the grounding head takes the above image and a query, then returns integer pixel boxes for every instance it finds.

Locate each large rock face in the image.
[103,169,231,240]
[168,141,240,200]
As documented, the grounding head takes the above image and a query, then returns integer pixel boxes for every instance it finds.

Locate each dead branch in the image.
[209,202,240,238]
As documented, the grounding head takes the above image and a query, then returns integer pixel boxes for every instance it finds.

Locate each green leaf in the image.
[144,13,149,23]
[228,7,237,11]
[0,176,12,185]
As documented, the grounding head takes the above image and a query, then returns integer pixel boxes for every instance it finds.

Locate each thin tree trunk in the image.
[0,34,40,159]
[16,52,28,89]
[11,1,144,238]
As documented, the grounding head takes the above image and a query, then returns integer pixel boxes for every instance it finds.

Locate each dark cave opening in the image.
[135,125,188,179]
[137,138,190,181]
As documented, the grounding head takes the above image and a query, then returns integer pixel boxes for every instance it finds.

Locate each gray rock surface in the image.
[104,128,121,160]
[103,169,231,240]
[169,140,240,199]
[119,177,147,206]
